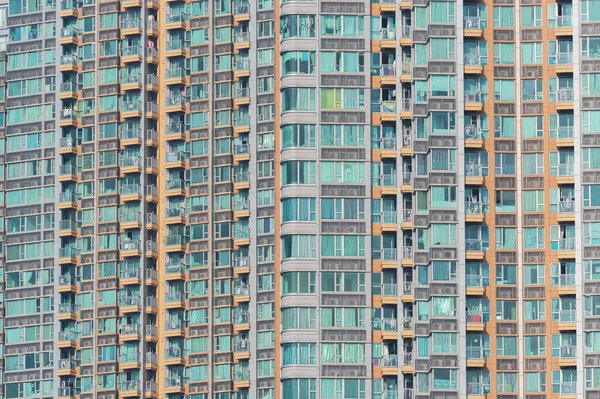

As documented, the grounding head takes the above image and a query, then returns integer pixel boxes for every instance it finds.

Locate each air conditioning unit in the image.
[444,287,454,294]
[444,322,454,330]
[347,226,356,233]
[443,214,453,221]
[530,362,541,370]
[444,251,454,258]
[432,359,443,367]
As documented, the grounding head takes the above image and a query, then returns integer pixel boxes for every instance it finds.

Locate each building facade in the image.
[0,0,597,397]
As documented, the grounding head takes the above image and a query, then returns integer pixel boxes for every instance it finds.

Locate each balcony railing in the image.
[165,346,183,359]
[120,100,142,112]
[560,345,576,358]
[166,12,187,23]
[465,54,483,66]
[467,346,485,359]
[467,383,490,395]
[235,311,250,324]
[118,381,139,391]
[235,284,249,296]
[118,323,140,335]
[381,64,395,77]
[120,296,141,307]
[556,88,574,102]
[235,4,249,14]
[465,125,483,140]
[120,73,141,85]
[165,376,183,388]
[557,52,573,64]
[234,256,250,268]
[234,31,250,42]
[465,164,484,176]
[559,238,576,250]
[466,201,483,215]
[380,28,396,40]
[465,90,482,103]
[558,274,575,286]
[60,54,79,67]
[166,179,184,190]
[467,310,486,323]
[558,199,574,213]
[235,340,250,352]
[382,318,397,332]
[121,239,141,251]
[466,239,484,251]
[400,25,411,38]
[165,235,185,246]
[166,151,185,163]
[59,247,77,259]
[557,15,572,27]
[466,274,488,287]
[381,101,396,114]
[464,16,482,28]
[402,246,413,259]
[381,174,396,186]
[58,330,77,341]
[121,45,142,57]
[382,354,398,367]
[59,219,77,231]
[403,282,413,294]
[382,283,397,297]
[402,172,412,185]
[166,262,185,274]
[121,18,141,29]
[557,126,574,139]
[557,164,574,177]
[59,303,77,313]
[559,382,577,394]
[59,358,75,369]
[165,319,183,330]
[381,211,397,224]
[559,309,576,322]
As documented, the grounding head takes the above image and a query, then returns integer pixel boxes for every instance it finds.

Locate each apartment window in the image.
[281,161,316,185]
[493,6,514,27]
[282,379,316,399]
[321,307,365,328]
[321,51,364,73]
[257,48,274,65]
[496,264,516,284]
[521,5,542,26]
[524,264,545,285]
[494,116,515,138]
[257,189,274,206]
[582,36,600,58]
[282,343,316,365]
[282,234,316,259]
[282,198,316,222]
[321,161,364,183]
[522,115,543,138]
[524,227,545,249]
[524,300,546,320]
[282,124,316,148]
[282,87,316,111]
[281,307,316,330]
[582,0,600,21]
[257,76,274,93]
[525,336,546,356]
[281,15,315,38]
[496,227,517,249]
[497,336,517,356]
[257,161,274,178]
[282,51,315,75]
[321,379,366,398]
[258,132,274,149]
[585,260,600,280]
[432,261,456,281]
[320,15,364,36]
[494,80,515,101]
[523,190,544,212]
[496,300,517,320]
[495,153,515,174]
[522,79,543,100]
[282,271,316,294]
[257,20,273,37]
[430,1,455,22]
[523,153,544,175]
[321,236,365,257]
[322,198,365,220]
[494,42,514,64]
[430,38,455,59]
[430,149,456,170]
[321,88,364,109]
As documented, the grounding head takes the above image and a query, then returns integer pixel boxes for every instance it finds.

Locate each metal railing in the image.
[556,87,574,102]
[559,238,576,250]
[466,239,484,251]
[382,283,397,296]
[118,324,140,335]
[558,309,576,322]
[465,164,484,176]
[380,28,396,40]
[465,125,483,139]
[402,246,413,259]
[382,318,397,332]
[560,345,576,358]
[466,201,483,215]
[381,101,396,114]
[464,16,482,28]
[465,90,482,103]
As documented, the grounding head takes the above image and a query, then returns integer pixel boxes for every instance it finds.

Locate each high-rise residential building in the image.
[1,0,598,396]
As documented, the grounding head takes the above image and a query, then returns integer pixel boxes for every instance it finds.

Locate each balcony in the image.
[119,297,142,314]
[559,345,577,366]
[466,346,486,367]
[60,54,79,73]
[121,239,141,256]
[165,95,187,113]
[380,101,396,122]
[401,209,413,229]
[466,274,488,295]
[464,17,483,36]
[380,318,398,340]
[381,283,397,305]
[165,179,185,196]
[466,239,485,260]
[234,311,250,333]
[166,40,188,57]
[234,143,250,163]
[234,31,250,50]
[557,382,576,396]
[234,370,250,389]
[58,303,77,320]
[467,311,486,331]
[164,319,185,337]
[558,238,576,259]
[401,246,413,266]
[380,211,397,232]
[58,387,76,399]
[555,15,573,35]
[165,262,186,280]
[554,52,573,74]
[465,125,484,147]
[380,64,396,85]
[120,100,142,118]
[381,354,398,375]
[58,247,77,264]
[400,26,411,45]
[558,310,576,330]
[120,267,141,286]
[164,346,184,365]
[555,88,574,110]
[465,90,483,111]
[380,174,397,196]
[58,358,76,376]
[467,383,490,396]
[465,164,485,185]
[120,73,142,93]
[118,323,141,341]
[380,28,396,47]
[234,228,250,246]
[557,274,576,295]
[60,0,79,16]
[400,63,412,82]
[119,353,140,368]
[58,330,77,348]
[556,164,574,185]
[118,381,140,395]
[234,171,250,190]
[164,376,185,394]
[557,199,575,222]
[402,352,414,373]
[234,256,250,275]
[464,54,484,74]
[465,201,484,223]
[556,126,574,147]
[121,17,142,34]
[121,45,143,62]
[165,235,186,252]
[234,284,250,304]
[401,317,413,338]
[166,12,187,30]
[234,340,251,360]
[234,3,250,22]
